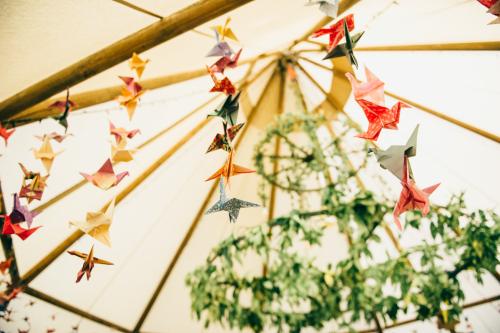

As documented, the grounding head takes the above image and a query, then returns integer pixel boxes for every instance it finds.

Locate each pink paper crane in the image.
[80,159,129,190]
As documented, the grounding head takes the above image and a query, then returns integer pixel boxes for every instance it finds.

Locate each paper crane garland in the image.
[209,49,242,74]
[117,76,145,120]
[369,125,419,180]
[129,52,149,78]
[109,122,140,144]
[393,157,440,230]
[345,66,385,106]
[32,136,61,173]
[356,99,408,141]
[207,66,236,95]
[206,123,244,153]
[69,199,115,247]
[207,92,241,126]
[206,179,259,223]
[313,14,354,51]
[80,159,129,190]
[49,90,76,133]
[323,21,364,68]
[67,245,113,283]
[19,163,49,203]
[206,150,255,186]
[206,31,234,57]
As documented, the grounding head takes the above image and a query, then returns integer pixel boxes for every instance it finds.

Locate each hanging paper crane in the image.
[67,245,113,283]
[128,52,149,78]
[0,123,15,146]
[49,89,77,133]
[80,159,129,190]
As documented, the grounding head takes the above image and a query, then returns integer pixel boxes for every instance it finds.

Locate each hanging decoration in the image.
[32,136,61,173]
[128,52,149,79]
[67,245,114,283]
[109,121,140,144]
[312,13,354,51]
[79,158,129,190]
[0,123,15,146]
[18,163,49,203]
[305,0,340,18]
[35,132,73,143]
[69,198,115,247]
[49,89,76,133]
[477,0,500,24]
[323,21,364,68]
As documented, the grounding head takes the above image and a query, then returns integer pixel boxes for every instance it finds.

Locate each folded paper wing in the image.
[2,216,41,240]
[0,124,15,146]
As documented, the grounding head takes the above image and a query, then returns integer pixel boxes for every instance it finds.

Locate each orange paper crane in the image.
[207,66,236,95]
[67,245,113,283]
[206,150,255,186]
[312,13,355,51]
[0,258,12,274]
[0,123,15,146]
[128,52,149,78]
[80,158,129,190]
[393,156,440,230]
[116,76,145,120]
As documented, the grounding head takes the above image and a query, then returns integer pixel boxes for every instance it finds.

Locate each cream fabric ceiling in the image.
[0,0,499,332]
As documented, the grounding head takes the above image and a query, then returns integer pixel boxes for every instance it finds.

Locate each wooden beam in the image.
[131,63,279,332]
[24,286,131,333]
[385,90,500,144]
[0,181,20,284]
[288,0,361,50]
[355,41,500,52]
[11,53,276,123]
[0,0,255,120]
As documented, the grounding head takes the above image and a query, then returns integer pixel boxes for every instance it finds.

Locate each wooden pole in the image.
[131,64,279,332]
[0,181,20,284]
[11,53,277,123]
[0,0,255,120]
[24,286,131,333]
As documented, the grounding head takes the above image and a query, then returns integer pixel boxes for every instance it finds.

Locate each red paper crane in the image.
[312,14,355,51]
[1,215,41,240]
[209,49,242,74]
[393,157,440,230]
[207,66,236,95]
[0,123,15,146]
[356,99,409,141]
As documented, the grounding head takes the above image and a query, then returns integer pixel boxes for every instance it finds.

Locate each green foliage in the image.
[186,113,500,332]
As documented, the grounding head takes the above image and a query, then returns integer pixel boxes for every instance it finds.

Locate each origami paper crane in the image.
[0,257,12,274]
[49,90,76,133]
[0,123,15,146]
[356,99,409,141]
[8,193,39,227]
[323,21,364,68]
[111,139,135,163]
[345,66,385,106]
[32,136,61,173]
[1,215,41,240]
[211,17,238,41]
[109,121,140,144]
[205,179,259,223]
[206,150,255,186]
[117,76,145,120]
[206,123,244,153]
[393,157,440,230]
[206,31,235,57]
[67,245,113,283]
[313,14,355,51]
[19,163,49,203]
[207,92,241,126]
[80,158,129,190]
[0,287,22,309]
[69,198,115,247]
[478,0,500,24]
[207,66,236,95]
[129,52,149,78]
[209,48,242,74]
[369,125,419,180]
[35,132,73,143]
[305,0,340,18]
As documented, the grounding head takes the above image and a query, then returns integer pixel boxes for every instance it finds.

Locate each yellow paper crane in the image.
[111,138,136,163]
[32,136,62,173]
[212,17,238,42]
[116,85,145,120]
[69,198,115,247]
[128,52,149,79]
